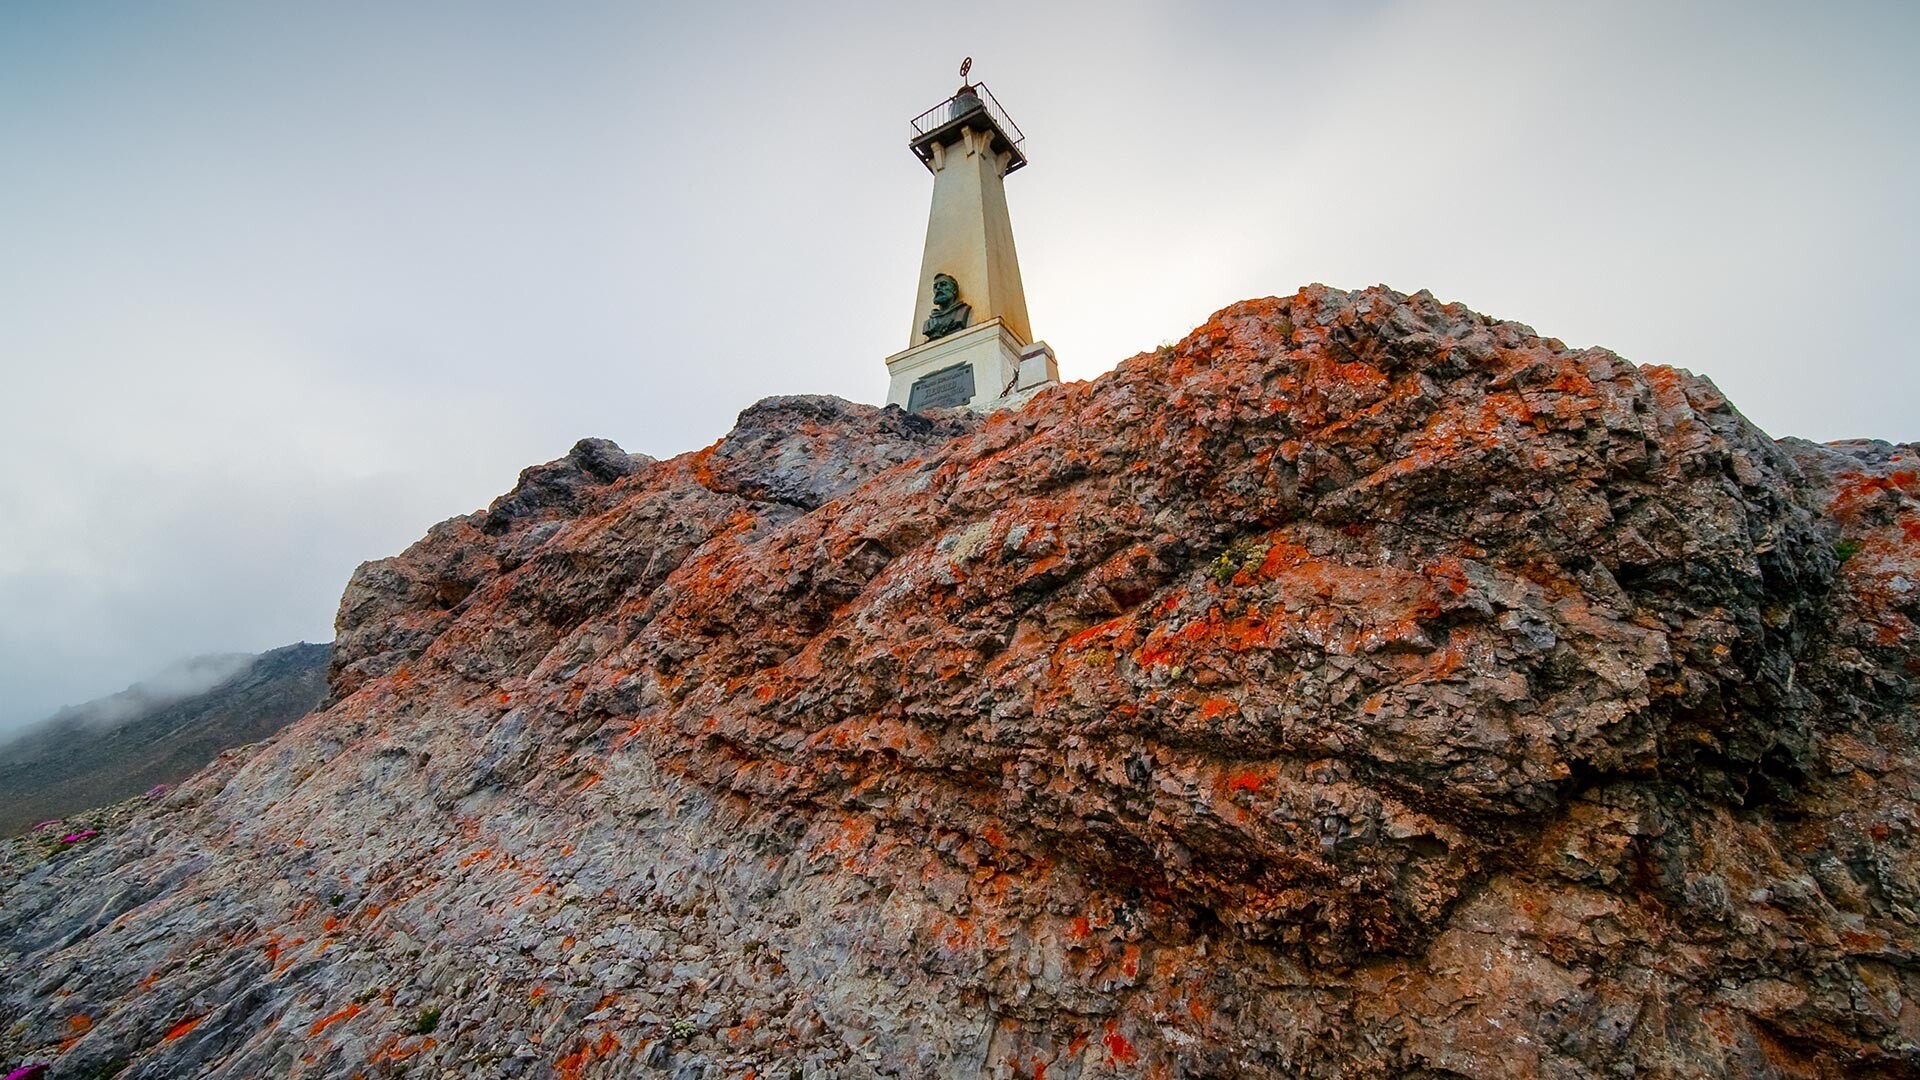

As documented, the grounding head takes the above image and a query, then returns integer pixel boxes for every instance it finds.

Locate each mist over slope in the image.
[2,286,1916,1079]
[4,653,256,742]
[0,643,330,835]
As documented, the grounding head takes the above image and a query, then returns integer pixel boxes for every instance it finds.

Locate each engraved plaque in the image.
[907,362,976,411]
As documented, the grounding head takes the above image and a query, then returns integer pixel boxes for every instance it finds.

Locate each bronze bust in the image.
[923,273,971,340]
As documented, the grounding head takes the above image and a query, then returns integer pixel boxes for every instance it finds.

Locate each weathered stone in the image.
[3,286,1917,1078]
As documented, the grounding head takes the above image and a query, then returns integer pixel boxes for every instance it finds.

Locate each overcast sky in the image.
[2,1,1915,734]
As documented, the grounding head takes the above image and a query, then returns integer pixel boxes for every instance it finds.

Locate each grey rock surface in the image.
[3,287,1916,1078]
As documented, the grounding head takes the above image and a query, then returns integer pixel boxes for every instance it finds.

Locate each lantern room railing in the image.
[908,83,1027,174]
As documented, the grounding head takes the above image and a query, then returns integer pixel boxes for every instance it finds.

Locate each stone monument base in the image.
[884,318,1059,412]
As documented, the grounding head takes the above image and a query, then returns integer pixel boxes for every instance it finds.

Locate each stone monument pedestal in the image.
[884,317,1058,411]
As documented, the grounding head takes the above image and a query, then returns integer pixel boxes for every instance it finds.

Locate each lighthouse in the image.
[885,67,1059,412]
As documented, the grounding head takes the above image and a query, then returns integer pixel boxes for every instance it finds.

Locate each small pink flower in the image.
[5,1064,50,1080]
[58,830,99,844]
[32,820,58,832]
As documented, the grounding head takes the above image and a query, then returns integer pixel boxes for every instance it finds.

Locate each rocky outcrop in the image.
[2,286,1915,1079]
[327,439,656,701]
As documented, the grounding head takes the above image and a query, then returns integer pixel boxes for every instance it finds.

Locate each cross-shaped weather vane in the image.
[959,57,972,81]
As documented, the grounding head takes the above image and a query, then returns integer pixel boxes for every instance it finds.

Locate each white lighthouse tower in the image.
[884,66,1059,412]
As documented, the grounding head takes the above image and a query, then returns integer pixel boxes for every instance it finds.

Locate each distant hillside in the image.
[0,642,330,834]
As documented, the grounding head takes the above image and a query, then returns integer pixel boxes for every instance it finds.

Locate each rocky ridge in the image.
[0,643,331,837]
[2,285,1916,1078]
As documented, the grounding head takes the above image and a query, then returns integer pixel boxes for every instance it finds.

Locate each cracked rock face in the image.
[4,285,1916,1079]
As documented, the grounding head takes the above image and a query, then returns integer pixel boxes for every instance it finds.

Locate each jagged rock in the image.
[2,286,1916,1078]
[699,395,982,511]
[485,437,653,535]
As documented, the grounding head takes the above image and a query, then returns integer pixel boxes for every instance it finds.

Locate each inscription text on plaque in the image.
[907,362,976,411]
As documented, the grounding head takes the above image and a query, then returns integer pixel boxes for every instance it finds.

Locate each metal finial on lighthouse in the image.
[883,70,1059,412]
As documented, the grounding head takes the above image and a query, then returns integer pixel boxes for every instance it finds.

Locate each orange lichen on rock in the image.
[370,1035,437,1064]
[306,1004,360,1038]
[4,288,1915,1079]
[1225,770,1268,795]
[1103,1019,1140,1066]
[554,1031,619,1080]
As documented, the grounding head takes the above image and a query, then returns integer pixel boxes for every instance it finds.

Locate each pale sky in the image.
[2,1,1915,733]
